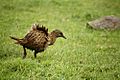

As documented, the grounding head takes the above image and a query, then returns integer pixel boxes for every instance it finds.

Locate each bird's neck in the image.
[48,32,58,45]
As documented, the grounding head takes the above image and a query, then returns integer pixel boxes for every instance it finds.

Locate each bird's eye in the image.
[60,33,63,35]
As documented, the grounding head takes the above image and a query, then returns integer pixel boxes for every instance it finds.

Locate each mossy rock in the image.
[87,16,120,30]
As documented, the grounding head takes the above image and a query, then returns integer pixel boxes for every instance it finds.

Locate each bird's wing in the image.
[22,25,49,51]
[24,24,48,40]
[36,25,48,36]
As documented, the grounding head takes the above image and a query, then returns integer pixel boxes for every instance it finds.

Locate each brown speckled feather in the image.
[21,25,49,52]
[10,24,66,58]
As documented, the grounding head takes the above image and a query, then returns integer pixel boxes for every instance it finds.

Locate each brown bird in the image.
[10,24,66,58]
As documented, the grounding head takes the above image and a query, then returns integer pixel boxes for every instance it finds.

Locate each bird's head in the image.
[52,29,66,39]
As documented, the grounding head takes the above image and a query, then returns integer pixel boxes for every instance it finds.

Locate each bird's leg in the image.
[34,51,38,58]
[23,46,27,59]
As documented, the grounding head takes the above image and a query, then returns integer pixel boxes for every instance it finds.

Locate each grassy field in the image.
[0,0,120,80]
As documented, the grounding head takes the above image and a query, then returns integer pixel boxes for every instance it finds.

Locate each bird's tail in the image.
[10,36,23,44]
[10,36,27,45]
[10,36,20,41]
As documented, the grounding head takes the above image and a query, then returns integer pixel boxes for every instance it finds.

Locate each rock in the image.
[87,16,120,30]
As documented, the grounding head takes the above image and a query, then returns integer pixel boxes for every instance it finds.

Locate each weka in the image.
[10,24,66,58]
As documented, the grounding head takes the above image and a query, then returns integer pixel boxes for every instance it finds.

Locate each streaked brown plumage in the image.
[10,24,66,58]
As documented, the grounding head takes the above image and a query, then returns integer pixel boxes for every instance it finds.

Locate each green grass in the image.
[0,0,120,80]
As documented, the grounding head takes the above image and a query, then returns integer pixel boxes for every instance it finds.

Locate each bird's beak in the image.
[62,35,66,39]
